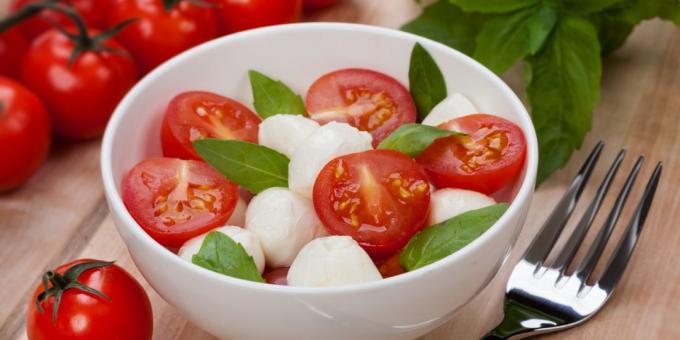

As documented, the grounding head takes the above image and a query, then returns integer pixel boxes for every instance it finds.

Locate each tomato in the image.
[27,259,152,340]
[313,149,430,258]
[20,29,138,139]
[263,267,289,285]
[306,68,417,146]
[417,114,527,195]
[162,91,261,160]
[211,0,302,34]
[376,251,405,278]
[304,0,340,10]
[0,28,28,79]
[0,77,50,192]
[122,158,239,248]
[10,0,109,41]
[108,0,219,73]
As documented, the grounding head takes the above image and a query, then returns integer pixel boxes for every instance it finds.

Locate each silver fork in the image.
[483,142,663,339]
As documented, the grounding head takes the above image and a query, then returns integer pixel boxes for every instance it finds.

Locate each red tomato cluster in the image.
[1,0,342,192]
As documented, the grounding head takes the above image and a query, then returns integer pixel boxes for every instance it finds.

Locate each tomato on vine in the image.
[0,27,28,79]
[10,0,109,40]
[27,259,153,340]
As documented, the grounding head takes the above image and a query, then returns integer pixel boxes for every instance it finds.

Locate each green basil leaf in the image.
[401,204,509,271]
[473,5,557,74]
[401,0,486,56]
[526,16,601,184]
[563,0,627,13]
[596,14,635,55]
[193,139,289,193]
[192,232,265,283]
[450,0,539,13]
[409,43,448,121]
[377,124,463,157]
[659,0,680,25]
[249,70,305,118]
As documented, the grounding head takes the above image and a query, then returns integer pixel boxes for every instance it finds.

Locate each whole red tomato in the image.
[304,0,340,10]
[211,0,302,34]
[0,28,28,79]
[10,0,109,41]
[27,259,153,340]
[20,28,138,139]
[0,76,50,192]
[108,0,219,73]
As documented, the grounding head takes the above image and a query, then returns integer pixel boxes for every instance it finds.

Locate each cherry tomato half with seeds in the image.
[306,68,417,146]
[0,28,28,79]
[11,0,109,41]
[122,158,239,248]
[416,114,527,195]
[0,76,50,192]
[210,0,302,34]
[313,149,430,258]
[161,91,261,160]
[108,0,219,74]
[20,29,138,139]
[27,259,152,340]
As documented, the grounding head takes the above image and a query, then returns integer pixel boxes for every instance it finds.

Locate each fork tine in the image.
[596,163,662,292]
[522,142,604,267]
[549,150,626,274]
[574,157,644,286]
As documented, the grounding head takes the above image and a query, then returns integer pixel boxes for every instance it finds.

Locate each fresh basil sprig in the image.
[400,204,509,271]
[193,139,289,193]
[377,124,464,157]
[249,70,306,118]
[403,0,680,184]
[409,43,447,121]
[192,231,265,283]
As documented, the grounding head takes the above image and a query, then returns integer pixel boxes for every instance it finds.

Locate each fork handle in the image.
[481,299,562,340]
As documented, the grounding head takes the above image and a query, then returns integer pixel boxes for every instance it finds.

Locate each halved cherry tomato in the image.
[122,158,239,248]
[0,28,28,79]
[0,76,50,192]
[210,0,302,34]
[10,0,109,41]
[376,251,405,278]
[306,68,416,146]
[27,259,152,340]
[417,114,527,195]
[108,0,219,73]
[313,149,430,258]
[161,91,261,160]
[263,267,289,285]
[304,0,340,10]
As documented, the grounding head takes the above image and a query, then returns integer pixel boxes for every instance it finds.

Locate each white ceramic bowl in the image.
[101,23,538,340]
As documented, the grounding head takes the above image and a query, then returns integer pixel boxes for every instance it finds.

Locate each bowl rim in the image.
[101,22,539,295]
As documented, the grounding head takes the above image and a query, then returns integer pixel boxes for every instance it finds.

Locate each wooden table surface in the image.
[1,1,679,339]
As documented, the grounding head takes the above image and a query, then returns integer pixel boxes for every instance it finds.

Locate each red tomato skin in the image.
[263,267,289,285]
[27,259,152,340]
[417,114,527,195]
[11,0,109,41]
[313,150,431,258]
[305,68,417,146]
[108,0,219,74]
[211,0,302,34]
[122,158,239,248]
[304,0,340,10]
[161,91,261,160]
[0,77,51,192]
[0,28,28,79]
[20,30,138,140]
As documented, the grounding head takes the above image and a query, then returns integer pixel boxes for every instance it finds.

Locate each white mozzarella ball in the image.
[428,188,496,226]
[288,122,373,198]
[258,115,320,158]
[422,93,478,127]
[226,197,247,226]
[287,236,382,287]
[178,226,265,273]
[245,187,323,267]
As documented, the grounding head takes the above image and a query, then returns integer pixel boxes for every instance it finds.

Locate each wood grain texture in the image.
[1,1,679,339]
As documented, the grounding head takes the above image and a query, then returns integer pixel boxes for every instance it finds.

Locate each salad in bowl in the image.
[101,23,537,340]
